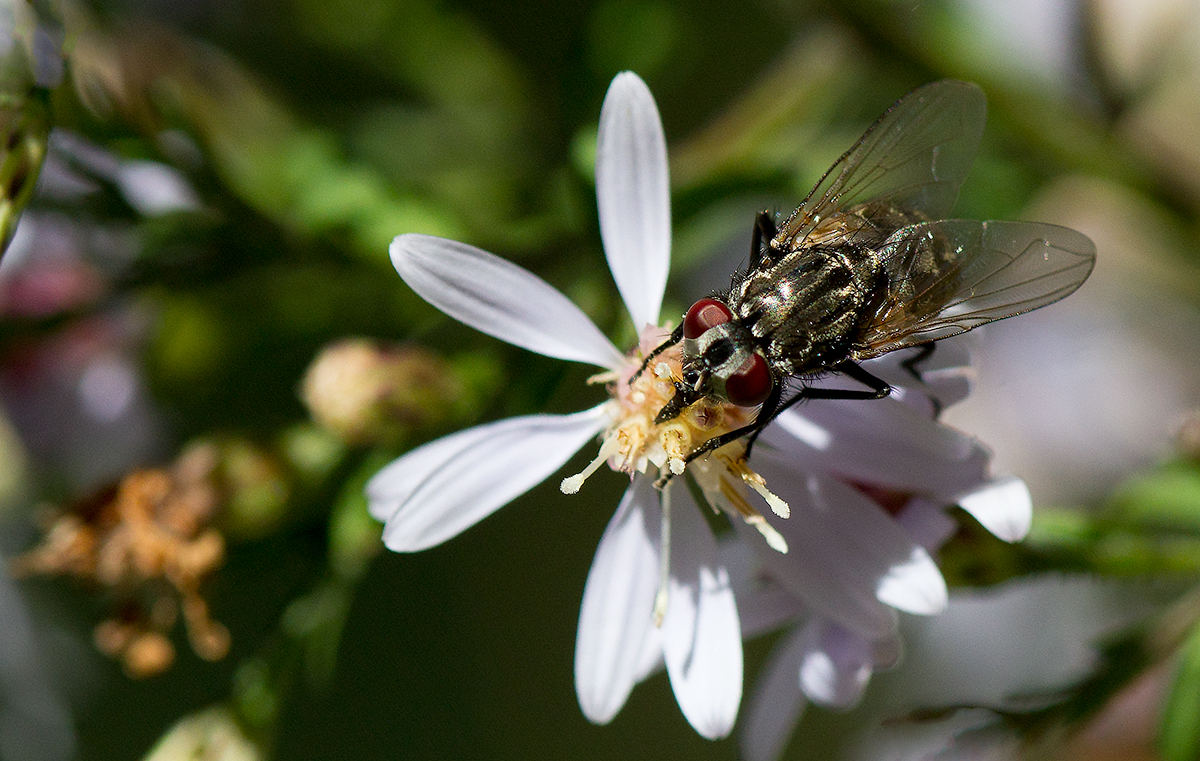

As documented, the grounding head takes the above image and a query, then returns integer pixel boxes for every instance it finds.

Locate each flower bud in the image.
[300,338,463,446]
[143,707,262,761]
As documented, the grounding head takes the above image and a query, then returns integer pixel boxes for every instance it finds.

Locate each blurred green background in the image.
[5,0,1200,759]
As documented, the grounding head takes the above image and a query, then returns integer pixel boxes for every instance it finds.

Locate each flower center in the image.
[560,324,790,554]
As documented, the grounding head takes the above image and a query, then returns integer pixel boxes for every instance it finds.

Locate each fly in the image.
[639,80,1096,472]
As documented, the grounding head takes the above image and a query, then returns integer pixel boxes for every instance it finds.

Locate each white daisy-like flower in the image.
[367,71,753,739]
[366,70,1034,746]
[724,341,1034,761]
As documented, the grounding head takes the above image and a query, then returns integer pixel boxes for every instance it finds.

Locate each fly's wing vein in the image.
[855,219,1096,357]
[773,81,987,258]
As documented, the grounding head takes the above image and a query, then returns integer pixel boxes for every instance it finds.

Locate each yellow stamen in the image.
[658,422,692,476]
[725,456,790,518]
[561,435,622,494]
[713,467,789,554]
[745,514,789,554]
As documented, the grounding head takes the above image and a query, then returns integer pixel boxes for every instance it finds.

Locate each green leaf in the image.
[1109,462,1200,534]
[0,92,49,256]
[1160,619,1200,761]
[0,0,57,257]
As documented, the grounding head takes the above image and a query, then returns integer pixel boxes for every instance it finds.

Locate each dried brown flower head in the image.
[11,444,230,677]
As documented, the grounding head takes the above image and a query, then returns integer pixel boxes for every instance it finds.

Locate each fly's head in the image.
[654,298,774,424]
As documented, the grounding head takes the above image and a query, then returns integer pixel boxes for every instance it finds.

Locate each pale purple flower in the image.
[727,341,1033,761]
[367,72,744,739]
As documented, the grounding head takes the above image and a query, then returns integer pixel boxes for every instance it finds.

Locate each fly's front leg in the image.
[653,383,785,489]
[631,321,684,383]
[749,211,778,271]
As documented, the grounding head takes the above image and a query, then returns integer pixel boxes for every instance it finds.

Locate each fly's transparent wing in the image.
[773,81,986,252]
[857,219,1096,357]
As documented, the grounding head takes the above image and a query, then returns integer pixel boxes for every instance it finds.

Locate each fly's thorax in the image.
[729,241,888,377]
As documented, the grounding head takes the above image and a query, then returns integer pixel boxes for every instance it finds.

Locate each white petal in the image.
[575,475,661,724]
[736,464,892,636]
[958,476,1032,542]
[391,234,624,369]
[375,406,609,552]
[661,485,743,740]
[366,427,485,521]
[762,397,992,501]
[596,72,671,329]
[738,587,804,639]
[746,462,948,631]
[721,535,804,638]
[632,623,665,684]
[740,627,807,761]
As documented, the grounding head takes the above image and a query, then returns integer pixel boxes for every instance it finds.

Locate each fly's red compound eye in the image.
[683,298,733,339]
[724,353,772,407]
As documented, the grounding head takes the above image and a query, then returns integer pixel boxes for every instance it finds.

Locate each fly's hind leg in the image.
[900,342,937,382]
[742,360,891,459]
[899,342,944,416]
[652,361,892,488]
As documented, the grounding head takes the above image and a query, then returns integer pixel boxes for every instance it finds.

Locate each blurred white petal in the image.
[391,234,625,369]
[740,626,807,761]
[888,577,1155,711]
[958,476,1033,542]
[852,709,1010,761]
[596,72,671,329]
[375,406,609,552]
[876,545,948,616]
[799,648,863,708]
[0,560,75,761]
[116,161,201,216]
[661,486,742,739]
[575,475,661,724]
[895,498,959,552]
[798,620,884,707]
